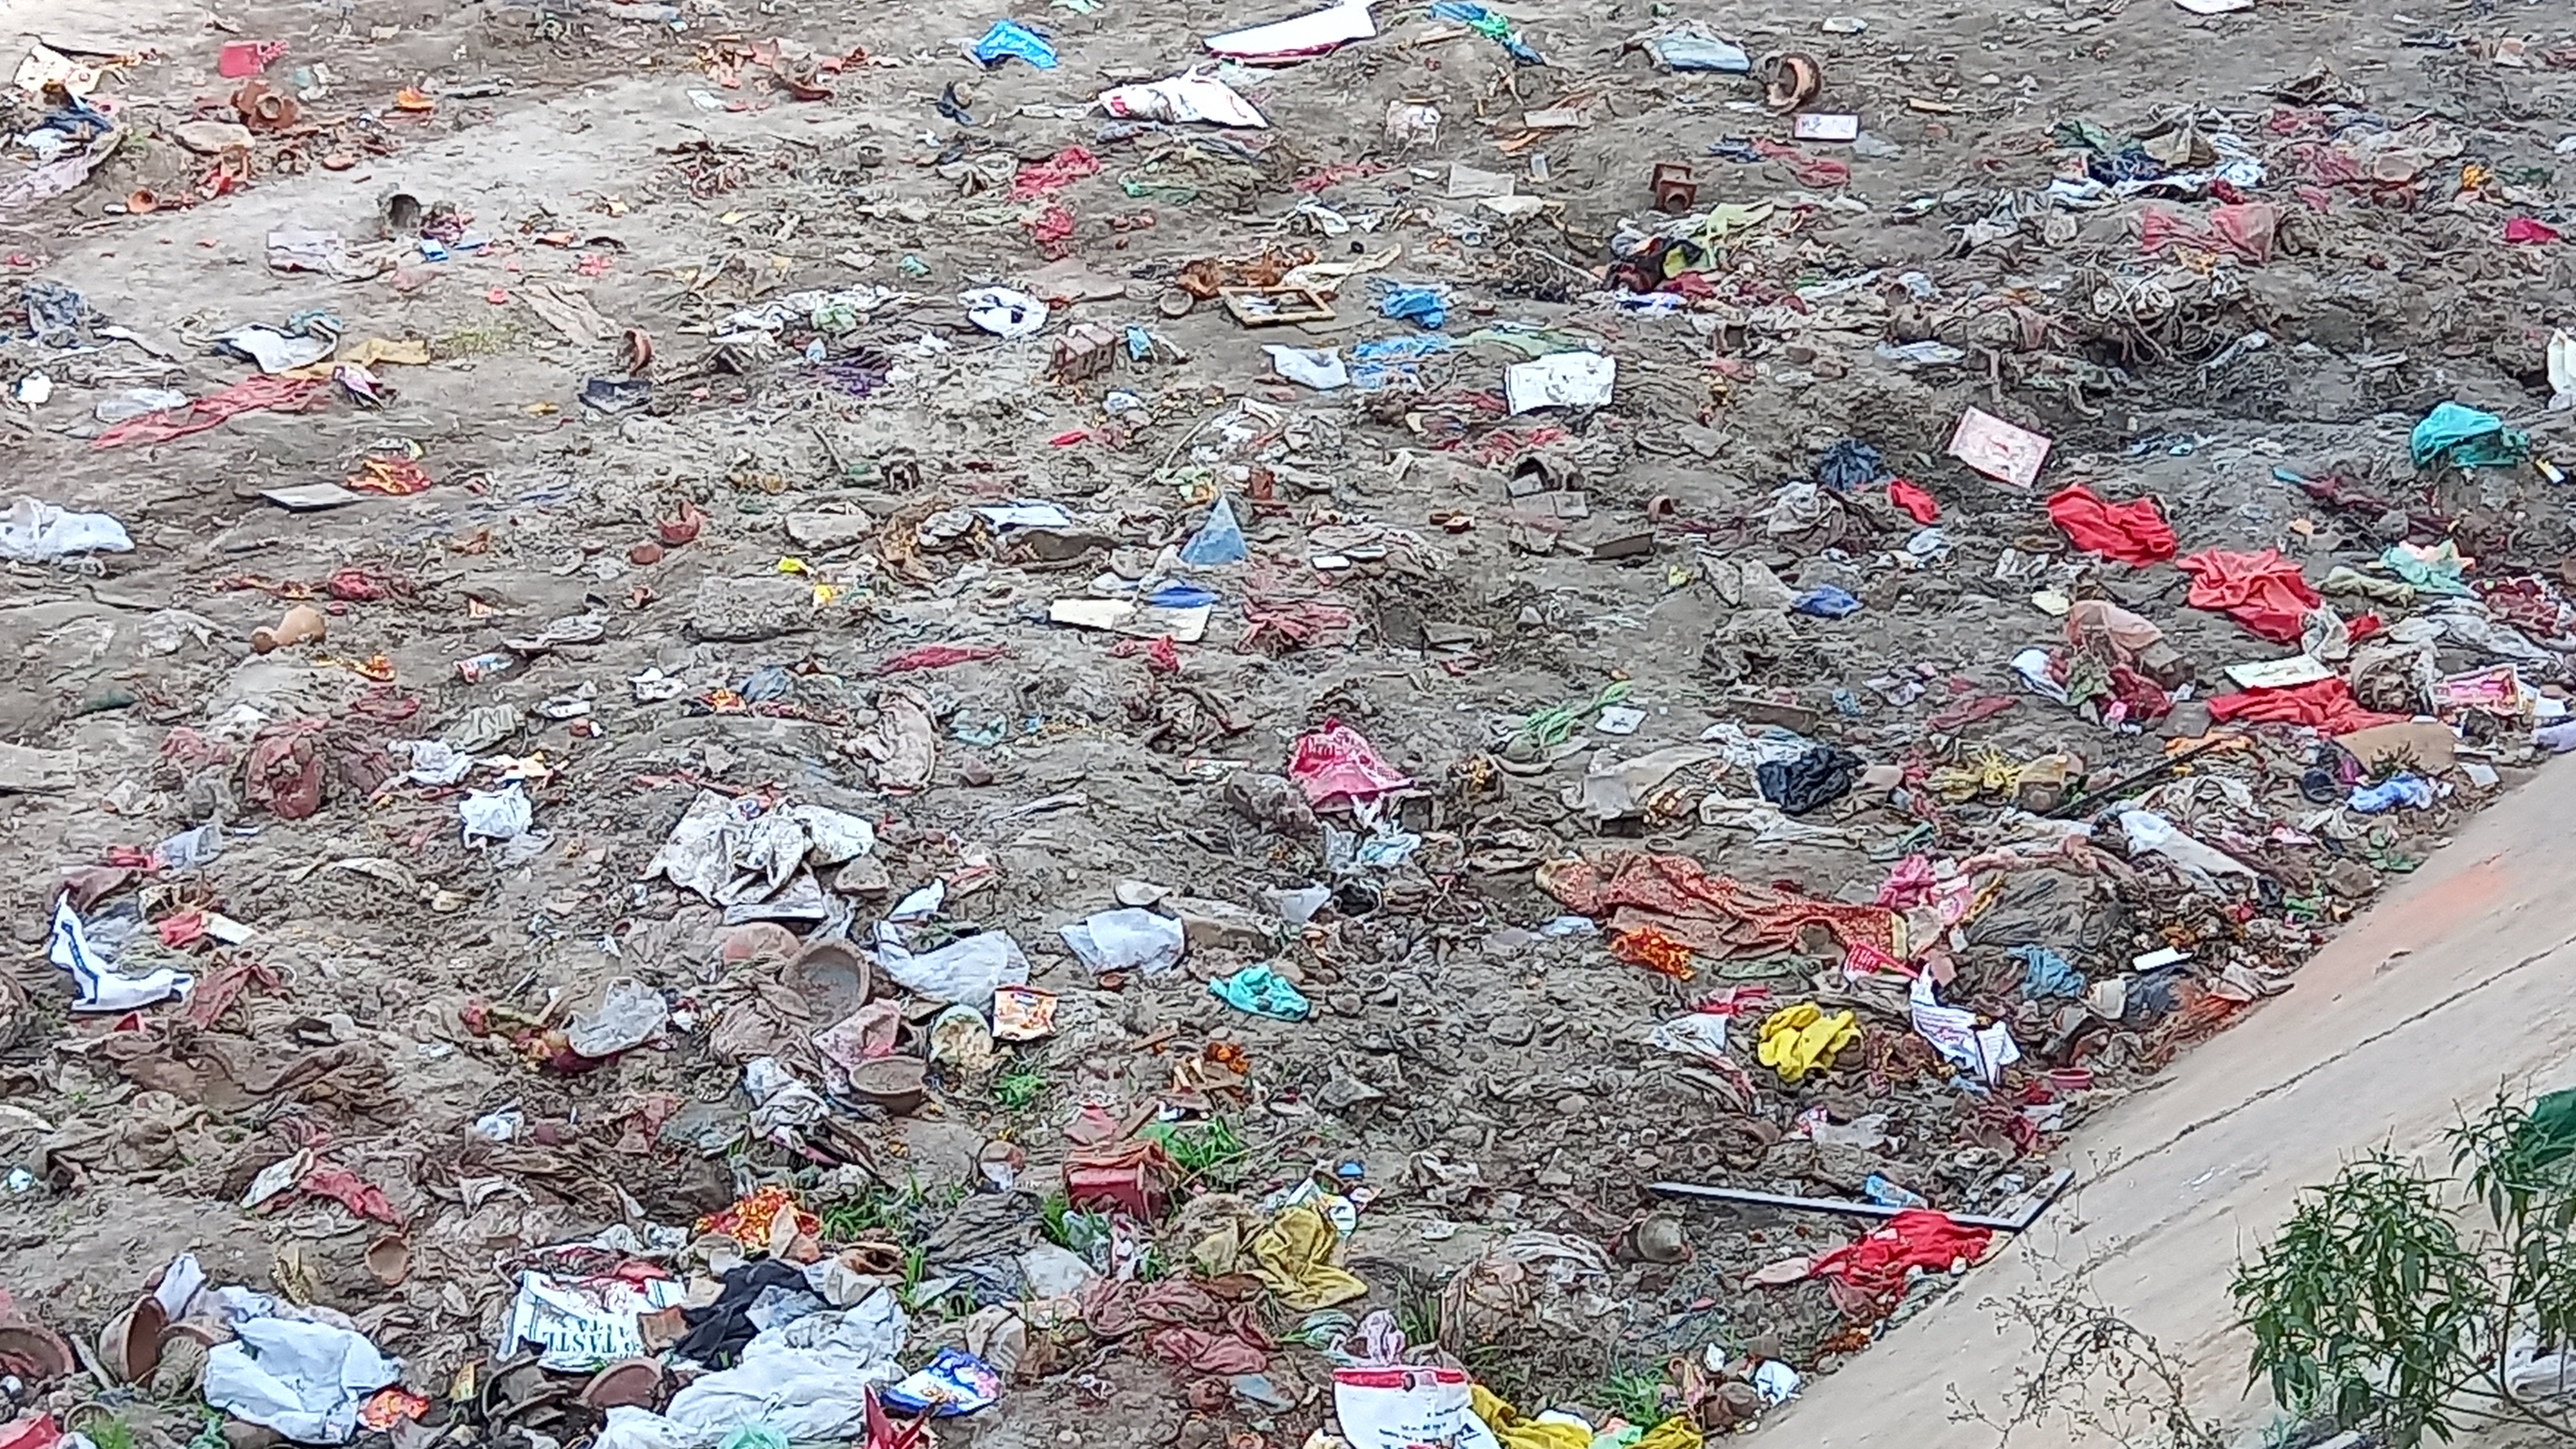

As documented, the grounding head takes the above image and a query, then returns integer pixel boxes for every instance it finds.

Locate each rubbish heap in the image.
[1,2,2571,1446]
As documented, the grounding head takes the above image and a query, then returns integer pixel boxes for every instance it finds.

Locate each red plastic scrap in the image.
[343,457,431,496]
[218,41,288,78]
[299,1166,406,1225]
[1611,925,1696,982]
[2481,576,2574,638]
[1886,478,1939,524]
[876,643,1007,675]
[1027,203,1076,259]
[93,375,327,450]
[2178,547,2322,643]
[1108,634,1180,674]
[1240,596,1356,654]
[1750,137,1849,188]
[2043,484,2175,565]
[187,952,280,1029]
[1539,852,1901,961]
[1287,720,1413,809]
[0,1417,61,1449]
[1009,146,1103,200]
[2137,202,2278,264]
[2204,678,2403,735]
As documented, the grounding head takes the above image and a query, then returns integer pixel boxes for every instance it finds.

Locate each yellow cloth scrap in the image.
[1928,745,2022,802]
[1247,1202,1367,1311]
[1470,1386,1593,1449]
[1757,1003,1859,1083]
[1633,1417,1703,1449]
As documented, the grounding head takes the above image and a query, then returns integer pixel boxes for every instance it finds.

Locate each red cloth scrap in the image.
[2045,484,2176,565]
[1887,478,1940,524]
[2205,677,2402,735]
[2179,547,2322,643]
[1808,1209,1993,1303]
[93,376,328,450]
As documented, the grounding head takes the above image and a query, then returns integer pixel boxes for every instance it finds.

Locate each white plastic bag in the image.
[204,1318,401,1444]
[1097,70,1269,128]
[1059,907,1185,975]
[0,497,132,562]
[1263,345,1348,389]
[2120,808,2254,880]
[1504,353,1615,413]
[460,783,535,842]
[961,287,1046,338]
[875,925,1031,1003]
[1331,1365,1502,1449]
[593,1297,911,1449]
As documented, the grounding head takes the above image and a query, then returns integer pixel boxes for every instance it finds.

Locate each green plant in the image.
[1141,1117,1249,1189]
[86,1418,133,1449]
[993,1065,1047,1111]
[2231,1090,2576,1447]
[1391,1274,1443,1354]
[1599,1368,1667,1426]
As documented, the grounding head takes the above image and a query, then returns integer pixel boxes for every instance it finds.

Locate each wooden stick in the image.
[1647,1167,2073,1232]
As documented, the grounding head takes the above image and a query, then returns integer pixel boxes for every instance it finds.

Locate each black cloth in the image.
[1757,746,1862,816]
[672,1260,811,1368]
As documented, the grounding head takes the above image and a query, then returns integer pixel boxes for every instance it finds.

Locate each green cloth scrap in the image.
[2378,541,2473,597]
[1209,965,1313,1020]
[2519,1086,2576,1168]
[2409,401,2528,469]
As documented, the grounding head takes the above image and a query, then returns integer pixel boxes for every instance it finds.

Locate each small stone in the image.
[1487,1013,1536,1046]
[784,509,876,550]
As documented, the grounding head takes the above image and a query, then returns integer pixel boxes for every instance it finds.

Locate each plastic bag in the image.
[204,1319,401,1445]
[2119,809,2254,880]
[960,288,1046,338]
[0,497,132,562]
[874,925,1030,1003]
[1059,908,1184,975]
[1179,497,1249,562]
[460,783,534,842]
[1260,346,1347,390]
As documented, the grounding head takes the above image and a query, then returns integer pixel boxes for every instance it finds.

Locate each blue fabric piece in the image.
[1791,585,1861,618]
[1814,439,1885,491]
[2349,773,2434,813]
[2011,944,2085,1000]
[1146,583,1217,608]
[1378,287,1447,328]
[1427,1,1544,63]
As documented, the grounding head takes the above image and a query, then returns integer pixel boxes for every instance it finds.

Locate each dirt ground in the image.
[1,0,2574,1444]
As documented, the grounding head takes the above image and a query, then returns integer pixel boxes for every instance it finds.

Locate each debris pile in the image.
[1,3,2572,1446]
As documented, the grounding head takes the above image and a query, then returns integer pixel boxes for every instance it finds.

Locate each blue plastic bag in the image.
[971,19,1057,68]
[2409,401,2528,469]
[1178,498,1247,565]
[1791,585,1862,618]
[881,1348,1002,1417]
